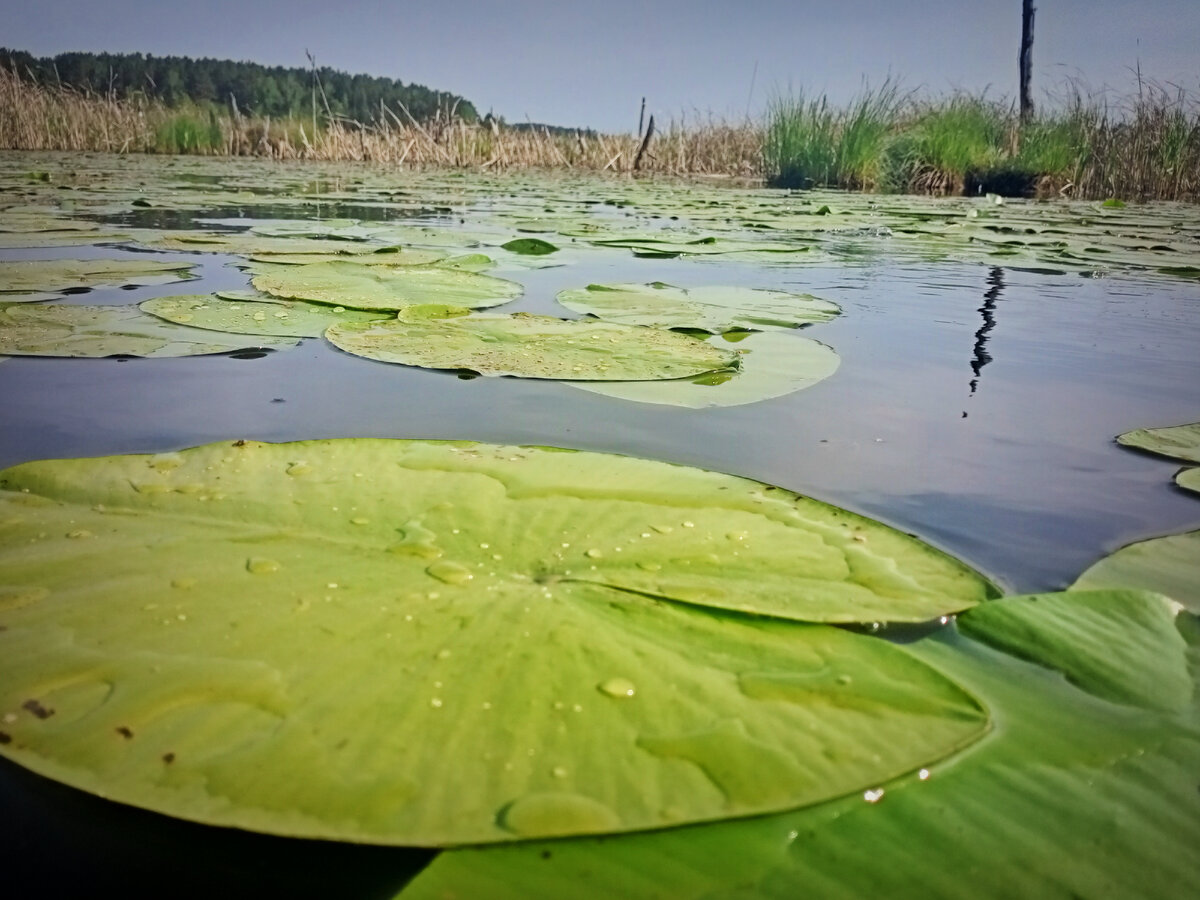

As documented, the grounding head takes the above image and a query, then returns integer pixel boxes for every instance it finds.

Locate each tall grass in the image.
[2,64,1198,200]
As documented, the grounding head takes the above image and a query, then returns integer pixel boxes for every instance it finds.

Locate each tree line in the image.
[0,47,478,124]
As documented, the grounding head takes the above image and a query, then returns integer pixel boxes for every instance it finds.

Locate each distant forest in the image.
[0,48,478,124]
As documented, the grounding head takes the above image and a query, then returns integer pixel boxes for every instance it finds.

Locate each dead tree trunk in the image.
[1019,0,1036,124]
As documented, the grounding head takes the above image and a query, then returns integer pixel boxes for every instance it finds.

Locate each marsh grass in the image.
[2,66,1197,200]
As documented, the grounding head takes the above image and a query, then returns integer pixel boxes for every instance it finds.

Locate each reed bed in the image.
[3,66,1198,200]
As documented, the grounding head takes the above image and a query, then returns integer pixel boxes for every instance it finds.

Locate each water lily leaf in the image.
[1071,530,1200,613]
[242,248,446,267]
[399,609,1200,900]
[138,232,405,257]
[0,259,197,301]
[326,310,741,380]
[1117,421,1200,463]
[958,589,1190,711]
[557,282,840,333]
[0,439,990,846]
[501,238,558,255]
[0,230,131,249]
[250,260,522,311]
[569,331,839,408]
[0,304,298,358]
[1177,467,1200,496]
[140,294,387,339]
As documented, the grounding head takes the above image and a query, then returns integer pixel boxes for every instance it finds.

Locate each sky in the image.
[3,0,1198,132]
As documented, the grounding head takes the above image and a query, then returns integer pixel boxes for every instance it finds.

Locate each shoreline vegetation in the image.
[2,65,1197,201]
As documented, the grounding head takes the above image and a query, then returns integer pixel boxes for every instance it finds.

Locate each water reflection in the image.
[968,266,1005,396]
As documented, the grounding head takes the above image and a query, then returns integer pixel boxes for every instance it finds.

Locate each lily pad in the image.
[0,258,197,302]
[138,232,407,257]
[1071,529,1200,613]
[557,282,840,333]
[501,238,558,256]
[1177,467,1200,495]
[0,304,298,358]
[250,260,523,311]
[1117,421,1200,463]
[569,331,839,408]
[326,309,741,380]
[0,439,991,846]
[399,604,1200,899]
[140,294,387,339]
[242,249,446,268]
[957,589,1190,711]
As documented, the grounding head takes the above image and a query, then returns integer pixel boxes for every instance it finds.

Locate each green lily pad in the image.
[569,331,839,408]
[242,248,446,267]
[0,230,131,249]
[557,282,840,333]
[0,304,299,358]
[326,309,742,381]
[958,589,1190,711]
[138,232,405,257]
[1117,421,1200,463]
[501,238,558,256]
[1177,467,1200,495]
[140,294,387,339]
[1071,529,1200,613]
[399,605,1200,899]
[250,260,523,311]
[0,258,197,302]
[0,439,991,846]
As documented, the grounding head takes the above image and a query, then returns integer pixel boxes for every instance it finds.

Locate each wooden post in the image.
[637,97,646,139]
[633,114,655,171]
[1019,0,1035,124]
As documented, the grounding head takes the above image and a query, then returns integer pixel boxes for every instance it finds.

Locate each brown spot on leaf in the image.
[162,752,175,764]
[233,440,246,447]
[0,731,10,744]
[116,726,134,739]
[22,699,54,719]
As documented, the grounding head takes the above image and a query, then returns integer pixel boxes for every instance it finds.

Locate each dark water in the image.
[2,210,1199,898]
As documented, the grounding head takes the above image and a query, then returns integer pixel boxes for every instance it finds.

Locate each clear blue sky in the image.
[3,0,1197,132]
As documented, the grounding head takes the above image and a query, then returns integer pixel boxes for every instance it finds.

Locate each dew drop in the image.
[430,697,443,708]
[66,529,93,539]
[919,768,931,781]
[436,649,452,660]
[286,462,312,477]
[499,792,619,837]
[598,677,636,699]
[350,517,370,525]
[726,531,749,541]
[171,577,197,590]
[584,548,603,559]
[551,766,569,779]
[651,524,673,534]
[863,788,885,803]
[246,557,281,575]
[426,560,474,585]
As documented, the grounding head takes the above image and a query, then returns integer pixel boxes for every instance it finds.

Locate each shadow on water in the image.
[968,266,1004,397]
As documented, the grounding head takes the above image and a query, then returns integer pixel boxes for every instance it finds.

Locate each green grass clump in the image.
[154,110,223,154]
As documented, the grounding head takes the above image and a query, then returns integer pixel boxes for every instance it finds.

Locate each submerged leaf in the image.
[569,331,839,408]
[501,238,558,255]
[250,260,522,311]
[1117,421,1200,463]
[1071,529,1200,613]
[557,282,840,333]
[140,294,387,338]
[326,310,741,380]
[958,589,1190,711]
[0,304,298,358]
[0,439,992,846]
[0,258,196,301]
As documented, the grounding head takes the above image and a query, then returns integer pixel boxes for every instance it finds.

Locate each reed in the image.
[3,65,1198,200]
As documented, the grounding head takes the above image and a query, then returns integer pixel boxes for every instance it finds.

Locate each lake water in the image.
[1,153,1198,896]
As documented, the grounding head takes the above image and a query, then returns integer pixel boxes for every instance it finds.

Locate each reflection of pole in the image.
[969,267,1005,395]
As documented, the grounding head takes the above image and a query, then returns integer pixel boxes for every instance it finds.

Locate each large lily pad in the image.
[557,282,840,333]
[250,260,522,311]
[1071,529,1200,613]
[400,605,1200,899]
[957,589,1191,711]
[138,232,408,257]
[140,294,387,339]
[1177,467,1200,496]
[1117,421,1200,463]
[326,309,743,380]
[0,258,197,302]
[0,304,298,358]
[0,439,991,846]
[569,331,839,408]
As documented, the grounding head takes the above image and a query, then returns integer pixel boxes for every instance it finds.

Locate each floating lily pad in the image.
[0,304,298,358]
[1071,529,1200,613]
[557,282,840,333]
[958,589,1190,711]
[1177,467,1200,496]
[501,238,558,255]
[242,248,446,267]
[250,260,522,311]
[140,294,387,339]
[1117,421,1200,463]
[569,331,839,408]
[138,232,404,257]
[0,439,991,846]
[0,258,197,302]
[326,309,741,380]
[400,602,1200,899]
